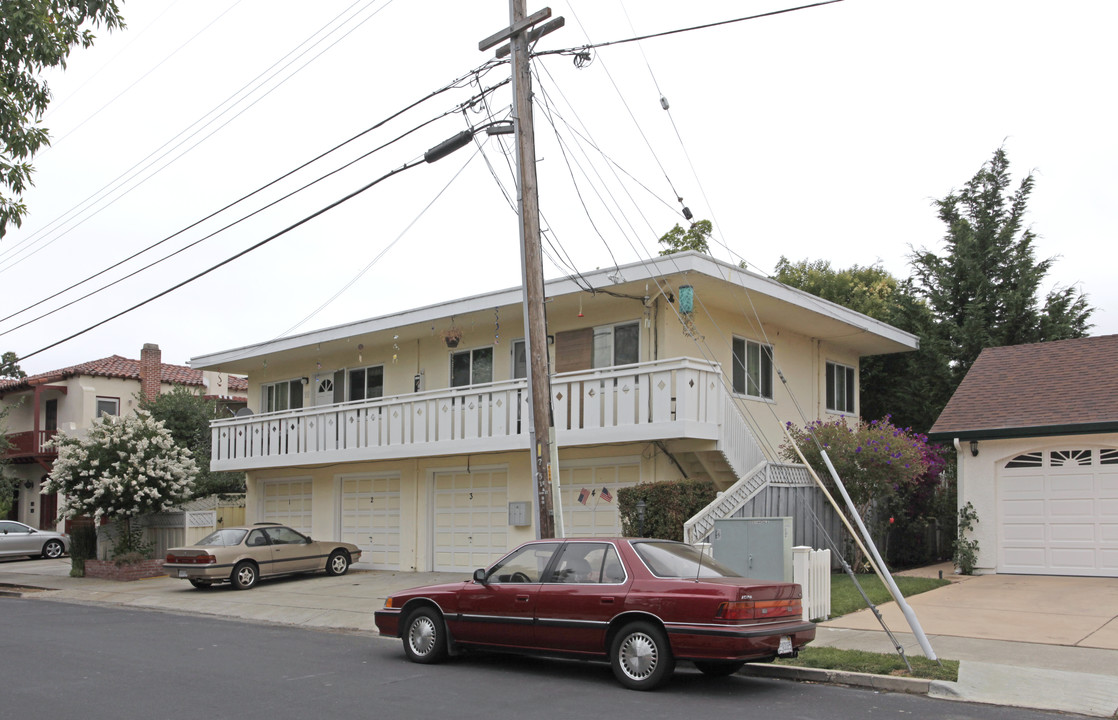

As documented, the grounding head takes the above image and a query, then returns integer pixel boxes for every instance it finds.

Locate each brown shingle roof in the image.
[928,335,1118,439]
[0,354,246,396]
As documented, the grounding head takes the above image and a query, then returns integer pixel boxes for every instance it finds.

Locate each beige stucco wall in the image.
[3,375,211,530]
[242,442,687,571]
[241,293,863,460]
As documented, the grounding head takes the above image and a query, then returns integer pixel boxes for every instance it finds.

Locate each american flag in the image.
[600,486,613,503]
[577,488,590,505]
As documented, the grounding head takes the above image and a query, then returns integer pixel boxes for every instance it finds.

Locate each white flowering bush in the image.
[44,411,197,554]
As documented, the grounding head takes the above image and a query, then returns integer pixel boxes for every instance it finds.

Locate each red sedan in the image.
[374,538,815,690]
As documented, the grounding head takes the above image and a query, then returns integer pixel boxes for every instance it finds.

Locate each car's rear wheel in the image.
[42,539,65,559]
[403,607,448,664]
[694,660,746,677]
[325,550,350,576]
[188,579,213,590]
[231,561,258,590]
[610,621,674,690]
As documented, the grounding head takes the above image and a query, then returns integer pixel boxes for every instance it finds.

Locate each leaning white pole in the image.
[819,449,938,662]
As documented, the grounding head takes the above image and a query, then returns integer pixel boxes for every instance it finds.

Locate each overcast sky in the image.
[3,0,1115,374]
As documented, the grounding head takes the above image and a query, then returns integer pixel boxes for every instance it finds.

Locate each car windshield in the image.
[196,529,248,547]
[632,541,741,578]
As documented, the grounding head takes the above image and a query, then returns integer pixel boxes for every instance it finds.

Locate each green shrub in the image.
[617,479,716,541]
[69,521,97,577]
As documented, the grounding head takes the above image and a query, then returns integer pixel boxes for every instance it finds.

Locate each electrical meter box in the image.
[508,501,530,527]
[710,517,793,582]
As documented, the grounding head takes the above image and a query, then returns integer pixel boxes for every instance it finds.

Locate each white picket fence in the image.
[792,546,831,621]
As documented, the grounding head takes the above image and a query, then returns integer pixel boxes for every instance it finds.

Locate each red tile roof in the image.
[0,355,247,396]
[929,335,1118,439]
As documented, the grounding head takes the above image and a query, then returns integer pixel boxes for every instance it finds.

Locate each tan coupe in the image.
[164,523,361,590]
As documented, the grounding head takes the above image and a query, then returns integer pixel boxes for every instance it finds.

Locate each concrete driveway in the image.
[823,569,1118,650]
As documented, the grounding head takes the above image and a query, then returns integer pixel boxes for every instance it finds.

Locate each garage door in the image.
[998,448,1118,577]
[339,474,401,570]
[432,468,508,572]
[558,460,640,537]
[260,479,313,536]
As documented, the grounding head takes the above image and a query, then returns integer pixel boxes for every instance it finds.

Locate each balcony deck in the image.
[2,430,58,463]
[211,358,761,472]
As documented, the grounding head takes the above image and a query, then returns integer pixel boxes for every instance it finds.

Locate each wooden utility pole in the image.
[480,3,564,538]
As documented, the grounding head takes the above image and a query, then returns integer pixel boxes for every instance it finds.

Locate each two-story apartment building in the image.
[190,252,917,573]
[1,343,247,529]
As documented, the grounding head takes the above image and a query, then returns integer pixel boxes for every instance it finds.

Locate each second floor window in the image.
[96,397,119,418]
[592,321,639,368]
[348,366,384,401]
[512,340,527,379]
[826,361,856,414]
[451,347,493,387]
[732,338,773,399]
[262,379,304,412]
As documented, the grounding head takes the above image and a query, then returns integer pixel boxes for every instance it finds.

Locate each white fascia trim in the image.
[190,251,915,368]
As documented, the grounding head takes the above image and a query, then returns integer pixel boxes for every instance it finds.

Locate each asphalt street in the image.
[1,598,1090,720]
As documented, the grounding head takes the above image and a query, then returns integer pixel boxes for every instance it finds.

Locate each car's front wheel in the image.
[610,621,675,690]
[42,539,66,559]
[402,607,448,664]
[694,660,746,677]
[325,550,350,576]
[231,561,258,590]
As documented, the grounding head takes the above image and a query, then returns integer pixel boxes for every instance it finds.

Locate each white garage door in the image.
[998,448,1118,577]
[260,478,313,536]
[339,474,401,570]
[558,459,640,537]
[432,468,509,572]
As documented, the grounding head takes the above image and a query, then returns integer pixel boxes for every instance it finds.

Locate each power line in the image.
[0,93,495,338]
[42,1,245,153]
[0,0,402,271]
[535,1,844,57]
[16,157,426,363]
[0,68,508,330]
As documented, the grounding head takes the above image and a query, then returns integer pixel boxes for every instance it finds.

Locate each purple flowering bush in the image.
[781,416,939,567]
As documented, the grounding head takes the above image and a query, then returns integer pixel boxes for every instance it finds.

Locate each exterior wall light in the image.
[970,440,979,457]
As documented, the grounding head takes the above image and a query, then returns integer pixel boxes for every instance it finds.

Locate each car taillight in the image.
[166,554,216,564]
[716,601,755,620]
[716,598,802,621]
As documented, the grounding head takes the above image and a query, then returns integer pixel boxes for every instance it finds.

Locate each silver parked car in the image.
[0,520,70,559]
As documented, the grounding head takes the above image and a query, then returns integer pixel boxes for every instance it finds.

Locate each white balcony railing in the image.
[211,358,757,471]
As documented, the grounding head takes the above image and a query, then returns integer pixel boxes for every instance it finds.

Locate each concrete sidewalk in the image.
[3,557,1117,716]
[815,564,1118,717]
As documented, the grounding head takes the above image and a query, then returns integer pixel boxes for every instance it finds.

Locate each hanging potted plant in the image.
[442,327,462,348]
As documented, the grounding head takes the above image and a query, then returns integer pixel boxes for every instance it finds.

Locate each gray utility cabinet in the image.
[710,517,793,582]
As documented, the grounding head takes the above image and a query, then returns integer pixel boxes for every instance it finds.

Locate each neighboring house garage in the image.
[998,446,1118,576]
[930,335,1118,578]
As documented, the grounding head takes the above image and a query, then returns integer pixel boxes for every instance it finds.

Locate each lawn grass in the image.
[774,646,959,681]
[829,573,950,618]
[767,572,958,681]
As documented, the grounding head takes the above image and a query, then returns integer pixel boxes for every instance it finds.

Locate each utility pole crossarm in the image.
[478,7,551,51]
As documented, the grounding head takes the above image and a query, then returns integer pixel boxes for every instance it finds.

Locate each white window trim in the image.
[95,396,120,418]
[731,337,774,401]
[592,320,641,368]
[347,364,385,402]
[450,345,495,387]
[261,378,303,413]
[825,360,857,415]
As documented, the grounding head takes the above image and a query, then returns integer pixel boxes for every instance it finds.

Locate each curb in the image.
[741,663,933,695]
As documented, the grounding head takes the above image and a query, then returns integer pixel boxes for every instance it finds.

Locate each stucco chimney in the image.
[140,343,162,401]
